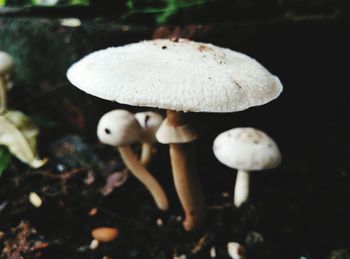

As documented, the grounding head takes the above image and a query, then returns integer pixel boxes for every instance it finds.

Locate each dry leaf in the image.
[100,169,128,196]
[0,110,47,168]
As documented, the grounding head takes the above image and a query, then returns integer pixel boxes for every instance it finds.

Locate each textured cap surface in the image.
[213,127,281,171]
[67,39,283,113]
[0,51,14,75]
[97,109,142,146]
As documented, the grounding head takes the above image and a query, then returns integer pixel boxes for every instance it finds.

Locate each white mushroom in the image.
[0,51,14,113]
[67,39,283,231]
[213,127,281,207]
[134,111,163,166]
[97,109,168,211]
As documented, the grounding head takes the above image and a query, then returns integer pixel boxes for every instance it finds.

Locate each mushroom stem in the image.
[234,170,250,207]
[118,146,169,211]
[140,142,153,166]
[167,110,205,231]
[0,77,7,113]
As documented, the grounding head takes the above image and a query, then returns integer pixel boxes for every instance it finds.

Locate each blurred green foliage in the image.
[0,146,11,177]
[0,0,89,6]
[123,0,209,24]
[0,0,210,24]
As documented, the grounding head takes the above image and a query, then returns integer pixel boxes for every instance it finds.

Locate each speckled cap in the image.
[213,127,281,171]
[0,51,14,75]
[67,39,283,113]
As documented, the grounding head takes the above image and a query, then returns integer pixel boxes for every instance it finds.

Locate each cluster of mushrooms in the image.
[67,38,283,231]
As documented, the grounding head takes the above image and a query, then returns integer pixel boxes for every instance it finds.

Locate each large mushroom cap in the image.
[0,51,14,75]
[67,39,282,113]
[213,127,281,171]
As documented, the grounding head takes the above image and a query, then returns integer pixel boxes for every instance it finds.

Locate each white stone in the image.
[29,192,42,208]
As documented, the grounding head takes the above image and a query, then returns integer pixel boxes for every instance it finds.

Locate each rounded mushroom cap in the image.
[67,39,282,113]
[0,51,14,76]
[134,111,163,142]
[213,127,281,171]
[97,109,142,147]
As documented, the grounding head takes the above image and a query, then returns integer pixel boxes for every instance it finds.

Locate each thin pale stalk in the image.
[234,170,250,207]
[140,142,153,166]
[118,146,169,211]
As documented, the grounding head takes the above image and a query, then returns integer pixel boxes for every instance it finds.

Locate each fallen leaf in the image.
[0,110,47,168]
[100,169,128,196]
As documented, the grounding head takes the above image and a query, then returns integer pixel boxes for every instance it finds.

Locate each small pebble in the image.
[0,201,7,212]
[29,192,42,208]
[56,163,66,172]
[91,227,119,242]
[156,218,163,226]
[227,242,246,259]
[174,255,186,259]
[210,247,216,258]
[60,18,82,27]
[89,239,99,250]
[89,207,98,216]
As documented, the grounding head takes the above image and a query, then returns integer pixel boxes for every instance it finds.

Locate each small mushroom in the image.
[67,39,283,230]
[0,51,14,113]
[134,111,163,166]
[97,109,168,211]
[213,127,281,207]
